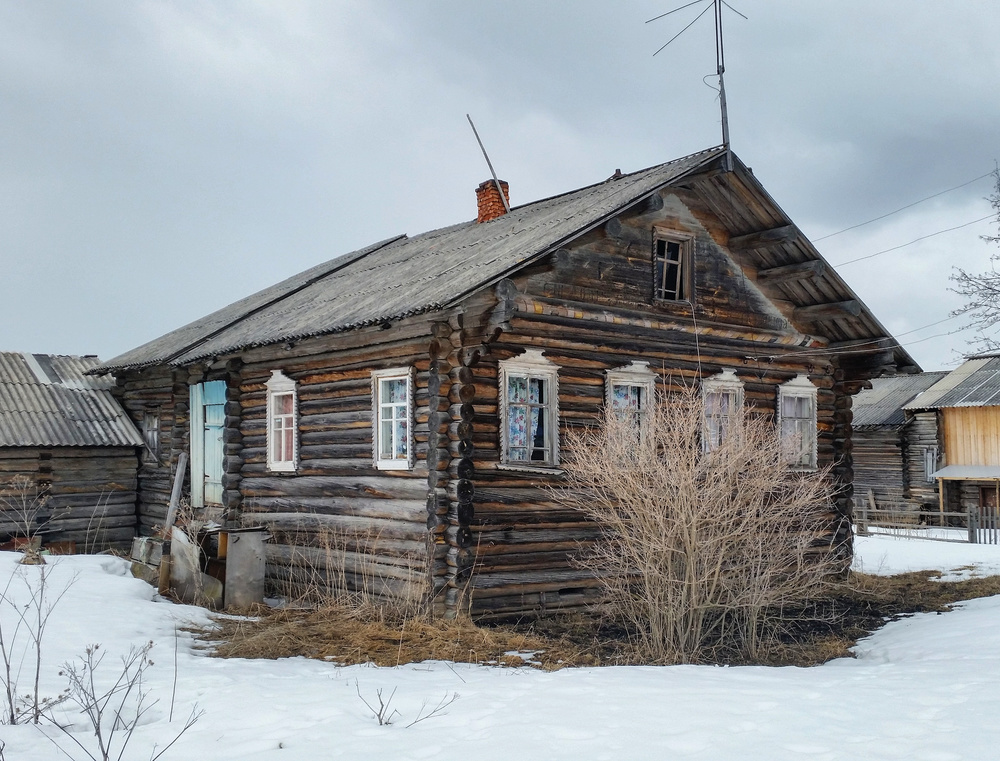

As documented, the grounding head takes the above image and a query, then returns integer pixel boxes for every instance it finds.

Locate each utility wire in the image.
[833,214,994,267]
[814,171,994,242]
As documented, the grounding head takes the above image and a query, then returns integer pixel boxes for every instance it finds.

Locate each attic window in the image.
[653,232,692,302]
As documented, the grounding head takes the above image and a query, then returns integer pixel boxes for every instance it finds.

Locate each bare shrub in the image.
[44,642,202,761]
[0,476,53,565]
[558,386,846,664]
[0,562,75,724]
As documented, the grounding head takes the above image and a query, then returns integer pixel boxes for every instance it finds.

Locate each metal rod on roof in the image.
[466,114,511,214]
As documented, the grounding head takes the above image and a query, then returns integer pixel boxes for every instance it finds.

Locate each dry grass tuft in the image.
[201,569,1000,669]
[208,605,597,670]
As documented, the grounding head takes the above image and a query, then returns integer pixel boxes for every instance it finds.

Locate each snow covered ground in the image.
[2,536,1000,761]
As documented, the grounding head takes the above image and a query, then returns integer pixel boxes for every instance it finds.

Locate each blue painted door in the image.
[190,380,226,507]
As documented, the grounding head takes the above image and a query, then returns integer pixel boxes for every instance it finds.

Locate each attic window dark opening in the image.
[654,235,690,302]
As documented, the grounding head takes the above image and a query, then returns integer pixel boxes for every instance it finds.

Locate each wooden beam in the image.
[793,300,863,322]
[729,224,798,249]
[757,259,826,286]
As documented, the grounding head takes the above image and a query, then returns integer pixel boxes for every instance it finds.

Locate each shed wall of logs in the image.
[0,446,138,551]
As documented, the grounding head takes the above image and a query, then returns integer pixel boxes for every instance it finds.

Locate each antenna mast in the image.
[466,114,511,214]
[648,0,745,172]
[714,0,733,170]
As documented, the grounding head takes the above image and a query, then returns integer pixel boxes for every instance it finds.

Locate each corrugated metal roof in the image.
[852,372,948,428]
[97,145,917,374]
[903,358,1000,410]
[0,353,143,448]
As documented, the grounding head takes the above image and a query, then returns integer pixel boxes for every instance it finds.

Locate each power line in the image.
[833,214,994,267]
[814,171,994,242]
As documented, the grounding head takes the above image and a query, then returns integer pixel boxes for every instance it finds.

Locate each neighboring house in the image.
[903,356,1000,518]
[0,352,142,550]
[852,372,946,510]
[94,146,917,617]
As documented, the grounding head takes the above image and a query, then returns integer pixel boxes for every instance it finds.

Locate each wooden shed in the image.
[851,372,946,510]
[95,146,917,617]
[902,356,1000,518]
[0,352,142,551]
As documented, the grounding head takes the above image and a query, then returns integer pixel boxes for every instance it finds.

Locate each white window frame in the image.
[266,370,298,473]
[653,229,694,302]
[372,367,414,471]
[606,360,657,434]
[499,349,560,469]
[702,369,745,451]
[778,374,819,470]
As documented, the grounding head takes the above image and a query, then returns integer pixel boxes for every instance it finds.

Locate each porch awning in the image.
[932,465,1000,480]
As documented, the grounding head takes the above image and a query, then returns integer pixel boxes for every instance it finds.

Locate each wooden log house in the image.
[95,146,919,617]
[0,352,143,551]
[902,356,1000,520]
[851,372,946,510]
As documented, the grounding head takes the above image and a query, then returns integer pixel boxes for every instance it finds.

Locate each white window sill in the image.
[267,462,297,473]
[496,463,565,477]
[375,460,413,472]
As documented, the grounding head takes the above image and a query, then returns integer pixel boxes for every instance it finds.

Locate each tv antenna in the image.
[647,0,747,171]
[466,114,511,214]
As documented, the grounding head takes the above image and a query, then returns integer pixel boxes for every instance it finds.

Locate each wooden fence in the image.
[854,498,1000,545]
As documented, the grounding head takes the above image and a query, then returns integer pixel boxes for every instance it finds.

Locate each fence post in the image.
[968,506,979,544]
[855,499,869,536]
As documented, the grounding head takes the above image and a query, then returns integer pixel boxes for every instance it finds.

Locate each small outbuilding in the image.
[0,352,142,551]
[851,372,946,510]
[903,356,1000,520]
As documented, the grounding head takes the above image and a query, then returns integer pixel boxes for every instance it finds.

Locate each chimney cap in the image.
[475,179,510,224]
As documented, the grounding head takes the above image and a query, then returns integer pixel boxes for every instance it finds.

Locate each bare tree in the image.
[952,168,1000,353]
[558,386,845,664]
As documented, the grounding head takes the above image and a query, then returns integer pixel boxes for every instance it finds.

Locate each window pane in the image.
[508,406,528,448]
[508,376,527,403]
[395,419,408,458]
[510,447,528,462]
[382,378,407,404]
[282,427,294,462]
[530,407,544,460]
[529,378,545,404]
[275,393,293,415]
[380,420,394,458]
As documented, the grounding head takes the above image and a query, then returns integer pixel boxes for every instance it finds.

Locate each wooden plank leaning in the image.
[158,451,188,595]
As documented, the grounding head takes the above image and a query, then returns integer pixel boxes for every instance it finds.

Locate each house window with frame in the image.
[606,361,657,433]
[778,375,818,470]
[372,367,413,470]
[266,370,298,472]
[923,446,939,482]
[500,350,560,468]
[141,410,160,464]
[653,232,692,302]
[703,369,744,451]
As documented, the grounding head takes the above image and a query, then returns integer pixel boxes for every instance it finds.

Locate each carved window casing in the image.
[703,369,745,451]
[499,350,560,469]
[266,370,298,473]
[606,361,657,435]
[778,374,819,470]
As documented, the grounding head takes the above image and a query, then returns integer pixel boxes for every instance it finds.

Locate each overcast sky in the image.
[1,1,997,371]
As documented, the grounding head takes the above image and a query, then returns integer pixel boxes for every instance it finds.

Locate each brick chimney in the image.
[475,179,510,223]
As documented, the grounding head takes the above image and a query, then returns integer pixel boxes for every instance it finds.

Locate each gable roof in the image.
[0,353,143,448]
[98,146,917,374]
[852,372,948,428]
[903,357,1000,410]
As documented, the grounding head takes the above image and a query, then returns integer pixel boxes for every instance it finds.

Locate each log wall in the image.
[853,429,905,504]
[456,196,855,618]
[0,446,138,551]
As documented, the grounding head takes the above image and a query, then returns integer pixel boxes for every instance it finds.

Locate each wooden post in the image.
[162,451,188,538]
[938,478,945,528]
